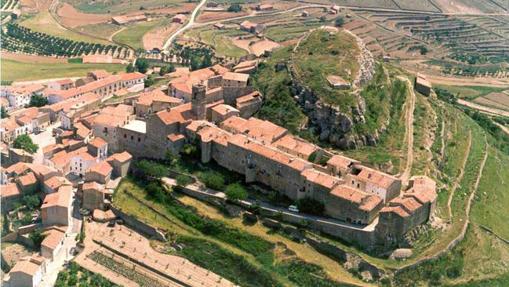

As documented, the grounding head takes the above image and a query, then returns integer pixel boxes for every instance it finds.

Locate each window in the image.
[124,134,127,138]
[131,135,134,140]
[138,137,141,142]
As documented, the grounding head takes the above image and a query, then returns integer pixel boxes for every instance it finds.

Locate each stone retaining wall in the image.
[110,206,166,241]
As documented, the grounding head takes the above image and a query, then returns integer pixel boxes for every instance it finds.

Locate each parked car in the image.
[288,205,299,213]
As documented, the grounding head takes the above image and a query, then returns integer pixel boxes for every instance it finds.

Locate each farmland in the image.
[62,0,188,14]
[2,59,126,82]
[113,18,170,50]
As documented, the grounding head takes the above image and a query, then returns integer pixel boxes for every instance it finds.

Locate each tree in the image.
[13,134,38,154]
[29,94,48,107]
[23,195,40,210]
[176,175,193,186]
[1,106,8,119]
[228,4,242,12]
[126,63,135,73]
[334,17,344,27]
[144,75,155,88]
[134,160,167,180]
[319,16,326,22]
[190,56,201,71]
[135,58,149,73]
[225,183,248,201]
[198,171,225,190]
[29,229,46,249]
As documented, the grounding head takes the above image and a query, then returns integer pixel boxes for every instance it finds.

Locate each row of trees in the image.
[3,23,123,57]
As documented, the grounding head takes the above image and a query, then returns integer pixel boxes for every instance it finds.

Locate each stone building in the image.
[414,73,432,96]
[41,185,73,226]
[7,255,46,287]
[40,228,66,261]
[82,181,107,210]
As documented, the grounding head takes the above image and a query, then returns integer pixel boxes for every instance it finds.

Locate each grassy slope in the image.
[2,59,125,81]
[112,18,169,50]
[186,28,248,58]
[19,11,109,44]
[77,23,122,41]
[293,30,360,108]
[113,178,367,287]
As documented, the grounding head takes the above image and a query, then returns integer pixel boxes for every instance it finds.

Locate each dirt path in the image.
[446,131,472,221]
[495,122,509,136]
[457,99,509,118]
[109,26,126,41]
[163,0,208,50]
[399,76,416,184]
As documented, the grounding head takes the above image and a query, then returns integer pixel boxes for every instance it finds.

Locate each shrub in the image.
[29,94,48,107]
[198,171,225,190]
[228,4,242,12]
[334,17,344,27]
[133,159,167,180]
[176,174,193,186]
[13,134,38,154]
[1,106,8,119]
[29,229,46,249]
[225,183,248,201]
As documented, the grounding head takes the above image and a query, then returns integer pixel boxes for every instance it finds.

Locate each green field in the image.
[434,84,506,100]
[64,0,186,14]
[2,59,126,82]
[112,18,169,50]
[77,23,123,41]
[19,11,109,44]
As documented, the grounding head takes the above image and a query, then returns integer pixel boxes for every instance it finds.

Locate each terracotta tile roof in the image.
[41,228,65,250]
[223,72,249,82]
[5,162,29,175]
[120,72,145,81]
[107,151,132,163]
[1,117,19,131]
[18,172,37,187]
[273,134,317,159]
[380,206,409,217]
[220,116,287,144]
[156,103,193,125]
[1,183,20,198]
[354,165,399,189]
[301,169,340,189]
[359,195,383,212]
[137,90,182,106]
[330,185,366,204]
[210,64,229,75]
[87,161,112,177]
[327,154,358,171]
[56,79,73,85]
[211,104,239,116]
[89,70,111,79]
[167,133,185,142]
[240,139,310,171]
[236,91,262,105]
[9,256,44,276]
[234,60,258,70]
[240,20,257,29]
[196,124,232,146]
[189,68,216,83]
[391,197,422,213]
[27,163,58,178]
[74,122,91,139]
[44,176,71,191]
[83,181,103,191]
[41,185,72,208]
[4,84,45,95]
[89,137,107,148]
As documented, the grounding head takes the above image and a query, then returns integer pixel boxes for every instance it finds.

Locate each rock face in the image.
[288,29,379,149]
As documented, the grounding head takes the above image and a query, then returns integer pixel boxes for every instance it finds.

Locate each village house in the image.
[256,4,273,11]
[47,79,74,91]
[6,255,46,287]
[172,14,187,24]
[42,176,71,194]
[415,73,432,96]
[41,185,73,226]
[1,84,45,109]
[40,228,66,261]
[82,181,108,210]
[235,91,263,118]
[91,104,135,152]
[46,73,145,104]
[326,75,351,90]
[0,182,21,211]
[239,20,265,34]
[133,89,183,118]
[106,151,132,178]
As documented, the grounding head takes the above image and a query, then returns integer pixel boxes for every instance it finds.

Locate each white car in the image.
[288,205,299,213]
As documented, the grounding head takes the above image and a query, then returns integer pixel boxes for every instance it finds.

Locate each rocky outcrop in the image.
[287,29,380,149]
[290,71,380,149]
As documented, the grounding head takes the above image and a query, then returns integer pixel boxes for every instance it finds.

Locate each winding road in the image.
[399,76,416,185]
[163,0,208,50]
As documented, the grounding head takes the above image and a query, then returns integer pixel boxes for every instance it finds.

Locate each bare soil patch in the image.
[57,3,111,28]
[142,3,196,16]
[433,0,482,14]
[19,0,51,12]
[250,38,280,56]
[197,11,249,22]
[2,51,68,63]
[143,22,179,50]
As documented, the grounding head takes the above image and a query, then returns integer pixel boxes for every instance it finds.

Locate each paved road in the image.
[163,0,209,50]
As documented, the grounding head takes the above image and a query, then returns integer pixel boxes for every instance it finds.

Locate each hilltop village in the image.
[0,61,436,286]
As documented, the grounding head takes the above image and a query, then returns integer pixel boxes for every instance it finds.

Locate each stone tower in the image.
[191,83,207,120]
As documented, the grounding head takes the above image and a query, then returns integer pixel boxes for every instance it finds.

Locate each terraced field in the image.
[63,0,187,14]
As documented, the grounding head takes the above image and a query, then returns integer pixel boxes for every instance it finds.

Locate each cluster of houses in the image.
[0,55,438,285]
